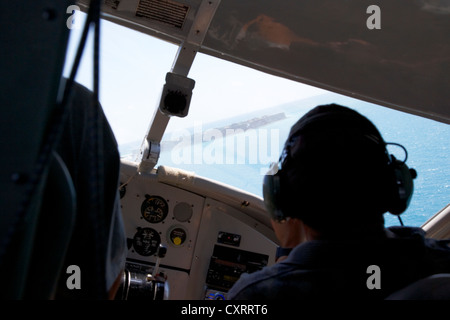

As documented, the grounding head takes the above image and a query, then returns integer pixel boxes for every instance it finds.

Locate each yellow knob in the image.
[173,237,182,246]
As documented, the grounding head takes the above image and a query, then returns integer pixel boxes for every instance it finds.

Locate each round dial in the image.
[168,226,187,247]
[141,195,168,224]
[132,227,161,256]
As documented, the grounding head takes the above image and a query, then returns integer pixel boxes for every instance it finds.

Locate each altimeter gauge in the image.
[141,195,169,224]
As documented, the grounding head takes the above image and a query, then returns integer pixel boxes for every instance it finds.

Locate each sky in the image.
[63,10,326,146]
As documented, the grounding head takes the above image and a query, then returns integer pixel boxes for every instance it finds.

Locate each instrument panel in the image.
[119,164,277,300]
[120,177,205,272]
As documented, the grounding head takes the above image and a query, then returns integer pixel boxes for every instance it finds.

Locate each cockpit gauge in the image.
[141,195,169,224]
[132,227,161,256]
[168,226,188,247]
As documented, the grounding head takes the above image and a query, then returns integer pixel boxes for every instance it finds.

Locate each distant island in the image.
[218,112,286,134]
[161,112,287,150]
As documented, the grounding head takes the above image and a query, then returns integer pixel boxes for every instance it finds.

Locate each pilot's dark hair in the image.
[267,104,397,235]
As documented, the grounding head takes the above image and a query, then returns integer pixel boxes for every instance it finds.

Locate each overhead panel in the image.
[77,0,201,44]
[136,0,190,29]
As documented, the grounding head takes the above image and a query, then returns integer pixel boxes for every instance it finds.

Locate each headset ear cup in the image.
[263,163,285,221]
[388,158,416,215]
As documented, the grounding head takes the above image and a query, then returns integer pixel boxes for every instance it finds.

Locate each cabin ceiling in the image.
[78,0,450,124]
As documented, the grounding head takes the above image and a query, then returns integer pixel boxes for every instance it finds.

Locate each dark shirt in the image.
[227,227,450,300]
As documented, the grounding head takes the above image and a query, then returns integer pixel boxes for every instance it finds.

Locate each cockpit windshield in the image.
[65,10,450,229]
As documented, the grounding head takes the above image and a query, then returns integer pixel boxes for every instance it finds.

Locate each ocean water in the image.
[122,94,450,228]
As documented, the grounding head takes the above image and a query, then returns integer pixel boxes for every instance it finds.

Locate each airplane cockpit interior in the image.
[1,0,449,303]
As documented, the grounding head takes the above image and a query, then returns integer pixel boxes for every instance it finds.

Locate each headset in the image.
[262,105,417,224]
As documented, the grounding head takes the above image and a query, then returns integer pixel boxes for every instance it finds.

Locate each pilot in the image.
[227,104,450,300]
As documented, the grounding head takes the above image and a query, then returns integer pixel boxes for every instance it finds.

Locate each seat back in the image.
[24,152,77,299]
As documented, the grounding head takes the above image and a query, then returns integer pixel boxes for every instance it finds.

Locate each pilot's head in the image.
[263,104,415,235]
